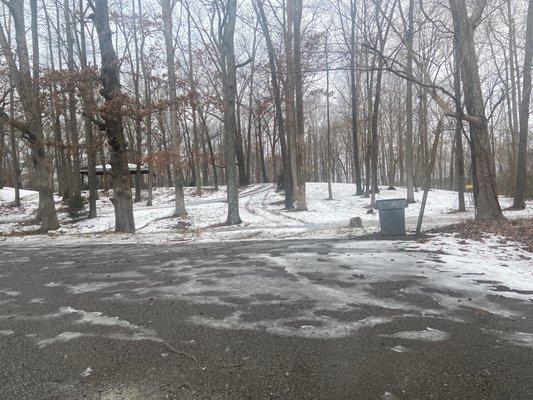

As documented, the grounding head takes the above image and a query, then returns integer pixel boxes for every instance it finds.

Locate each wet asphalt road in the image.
[0,239,532,400]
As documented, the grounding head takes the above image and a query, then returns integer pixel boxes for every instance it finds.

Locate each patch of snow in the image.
[391,345,409,353]
[383,392,400,400]
[489,330,533,349]
[189,311,401,339]
[58,307,135,329]
[408,234,533,301]
[0,330,14,336]
[64,282,120,294]
[0,290,21,297]
[44,282,63,288]
[81,367,92,377]
[388,327,449,342]
[37,332,89,347]
[33,308,161,348]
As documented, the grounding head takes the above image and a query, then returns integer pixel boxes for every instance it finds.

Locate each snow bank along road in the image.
[0,236,532,399]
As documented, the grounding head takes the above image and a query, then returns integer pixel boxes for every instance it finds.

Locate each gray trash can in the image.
[375,198,407,236]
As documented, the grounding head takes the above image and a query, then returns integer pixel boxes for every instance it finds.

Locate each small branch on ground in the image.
[162,340,197,362]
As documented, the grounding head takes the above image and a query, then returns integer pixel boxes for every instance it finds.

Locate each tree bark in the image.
[284,0,298,205]
[449,0,502,220]
[92,0,136,232]
[0,123,4,189]
[453,40,466,212]
[221,0,242,224]
[64,0,81,198]
[292,0,307,210]
[349,0,363,195]
[0,0,59,231]
[512,0,533,209]
[161,0,187,217]
[255,0,293,208]
[325,31,333,200]
[9,121,21,207]
[186,2,203,194]
[79,0,97,218]
[131,0,143,203]
[405,0,416,204]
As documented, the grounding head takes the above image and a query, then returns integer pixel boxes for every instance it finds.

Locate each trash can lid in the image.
[375,198,407,210]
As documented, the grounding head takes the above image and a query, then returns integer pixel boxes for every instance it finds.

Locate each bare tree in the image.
[254,0,293,209]
[219,0,242,224]
[453,38,466,212]
[512,0,533,209]
[64,0,81,198]
[78,0,98,218]
[90,0,136,232]
[0,0,60,232]
[404,0,415,204]
[185,1,202,194]
[449,0,502,220]
[161,0,187,217]
[292,0,307,211]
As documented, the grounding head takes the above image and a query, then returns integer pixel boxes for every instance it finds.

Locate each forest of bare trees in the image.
[0,0,531,232]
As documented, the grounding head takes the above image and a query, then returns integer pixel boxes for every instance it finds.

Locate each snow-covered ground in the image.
[0,183,532,243]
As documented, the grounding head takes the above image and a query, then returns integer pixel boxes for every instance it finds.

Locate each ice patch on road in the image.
[31,307,161,347]
[391,345,409,353]
[81,367,92,377]
[78,271,146,280]
[488,330,533,349]
[65,282,121,294]
[37,332,90,347]
[0,330,14,336]
[387,327,449,342]
[44,282,63,287]
[0,289,21,297]
[45,280,141,294]
[383,392,400,400]
[190,310,404,339]
[56,307,152,334]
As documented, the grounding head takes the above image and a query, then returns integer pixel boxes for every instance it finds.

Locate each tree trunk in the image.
[235,97,247,186]
[512,0,533,209]
[325,31,333,200]
[255,0,293,208]
[221,0,242,225]
[80,0,97,218]
[257,115,268,183]
[139,0,154,206]
[186,2,202,194]
[161,0,187,217]
[370,60,383,207]
[64,0,81,198]
[92,0,135,232]
[0,0,59,231]
[453,40,466,212]
[131,0,143,203]
[292,0,307,210]
[0,123,4,189]
[284,2,298,204]
[405,0,416,204]
[449,0,502,220]
[349,0,363,195]
[9,120,21,207]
